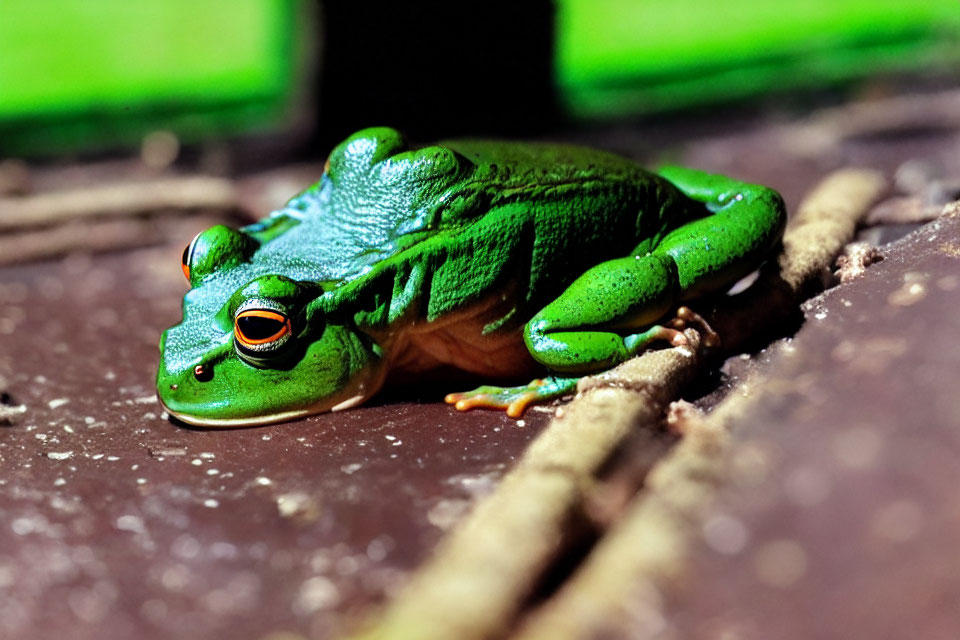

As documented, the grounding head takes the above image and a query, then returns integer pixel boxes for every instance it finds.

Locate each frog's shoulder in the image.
[426,138,652,228]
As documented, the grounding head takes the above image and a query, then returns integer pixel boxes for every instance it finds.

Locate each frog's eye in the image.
[181,234,199,282]
[181,225,259,286]
[234,307,293,361]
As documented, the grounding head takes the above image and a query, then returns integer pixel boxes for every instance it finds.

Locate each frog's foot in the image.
[624,324,688,352]
[620,307,719,354]
[665,306,720,348]
[445,376,579,418]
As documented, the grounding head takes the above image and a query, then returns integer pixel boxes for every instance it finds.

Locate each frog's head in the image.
[156,126,466,427]
[157,267,383,427]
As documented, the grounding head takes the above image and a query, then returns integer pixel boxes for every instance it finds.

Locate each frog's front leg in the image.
[445,376,580,418]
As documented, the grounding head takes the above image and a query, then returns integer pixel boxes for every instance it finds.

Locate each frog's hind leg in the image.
[446,252,686,416]
[654,166,787,299]
[447,252,691,417]
[519,252,687,375]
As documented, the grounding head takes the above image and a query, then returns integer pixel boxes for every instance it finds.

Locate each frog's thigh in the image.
[655,167,786,299]
[523,254,680,374]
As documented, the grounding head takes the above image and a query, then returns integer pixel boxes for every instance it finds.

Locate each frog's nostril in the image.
[169,384,179,391]
[194,364,213,382]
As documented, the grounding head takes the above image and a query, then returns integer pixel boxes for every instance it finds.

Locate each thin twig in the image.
[353,342,705,640]
[781,89,960,157]
[0,220,161,266]
[0,176,238,231]
[511,381,754,640]
[709,168,888,349]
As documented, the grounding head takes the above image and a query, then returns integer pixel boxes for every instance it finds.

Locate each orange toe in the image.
[453,395,506,412]
[506,392,538,418]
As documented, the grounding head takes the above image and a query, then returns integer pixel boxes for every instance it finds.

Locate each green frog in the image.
[157,127,785,427]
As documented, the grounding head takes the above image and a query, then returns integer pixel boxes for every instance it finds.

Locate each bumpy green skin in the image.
[157,127,786,426]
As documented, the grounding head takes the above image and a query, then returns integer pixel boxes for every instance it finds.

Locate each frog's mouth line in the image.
[157,397,323,428]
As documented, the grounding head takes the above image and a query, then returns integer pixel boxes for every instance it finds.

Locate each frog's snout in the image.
[156,329,213,418]
[155,354,225,427]
[157,317,378,427]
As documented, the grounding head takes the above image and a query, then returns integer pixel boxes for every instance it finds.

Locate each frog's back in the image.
[313,131,691,330]
[250,129,688,328]
[252,130,661,284]
[424,138,668,237]
[440,138,650,188]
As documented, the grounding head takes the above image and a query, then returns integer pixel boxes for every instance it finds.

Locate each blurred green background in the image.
[0,0,299,156]
[1,0,958,158]
[557,0,960,117]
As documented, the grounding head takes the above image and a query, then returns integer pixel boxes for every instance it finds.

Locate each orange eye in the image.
[234,309,291,347]
[181,232,200,283]
[181,243,191,281]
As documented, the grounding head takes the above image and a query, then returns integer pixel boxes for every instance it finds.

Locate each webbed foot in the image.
[444,376,579,418]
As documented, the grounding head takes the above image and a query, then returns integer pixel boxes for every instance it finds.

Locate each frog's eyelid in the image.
[235,296,288,318]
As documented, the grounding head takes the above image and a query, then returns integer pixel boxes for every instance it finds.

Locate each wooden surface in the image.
[2,90,960,639]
